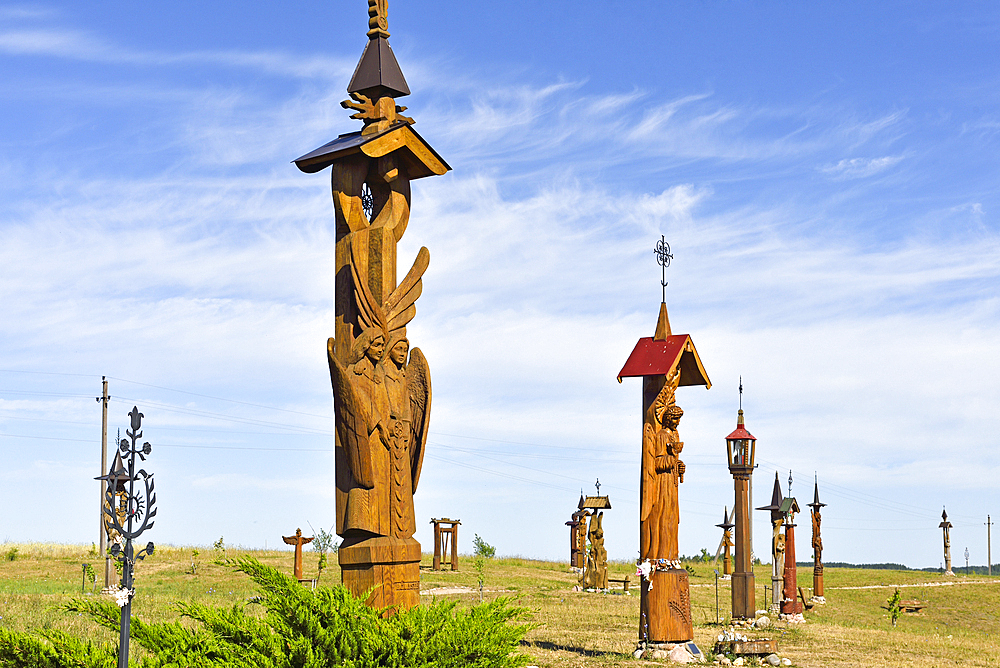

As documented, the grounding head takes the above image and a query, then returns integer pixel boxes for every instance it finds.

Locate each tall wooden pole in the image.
[97,377,110,587]
[987,515,993,576]
[731,471,755,618]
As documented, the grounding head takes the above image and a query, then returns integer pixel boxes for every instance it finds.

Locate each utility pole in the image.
[96,377,110,587]
[988,515,994,577]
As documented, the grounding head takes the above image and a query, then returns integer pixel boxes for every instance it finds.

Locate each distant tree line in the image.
[797,561,1000,574]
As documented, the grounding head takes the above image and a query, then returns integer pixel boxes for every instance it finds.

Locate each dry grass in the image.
[1,543,999,667]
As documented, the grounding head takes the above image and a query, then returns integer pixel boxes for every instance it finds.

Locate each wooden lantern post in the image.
[808,477,826,598]
[294,0,449,612]
[725,409,757,619]
[618,292,711,644]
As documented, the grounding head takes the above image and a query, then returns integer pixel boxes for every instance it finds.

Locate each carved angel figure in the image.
[328,233,430,541]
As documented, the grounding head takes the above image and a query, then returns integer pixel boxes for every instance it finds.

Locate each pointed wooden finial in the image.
[368,0,390,38]
[653,301,672,340]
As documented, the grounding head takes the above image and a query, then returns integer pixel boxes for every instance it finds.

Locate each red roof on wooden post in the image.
[616,334,711,387]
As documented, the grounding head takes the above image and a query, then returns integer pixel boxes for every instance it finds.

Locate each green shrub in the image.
[5,546,18,562]
[1,557,534,668]
[472,534,496,559]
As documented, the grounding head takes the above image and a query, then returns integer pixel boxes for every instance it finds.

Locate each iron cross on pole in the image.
[595,478,601,496]
[653,235,673,304]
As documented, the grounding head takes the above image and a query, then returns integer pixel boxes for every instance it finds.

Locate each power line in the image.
[0,369,97,378]
[113,395,331,435]
[107,375,331,421]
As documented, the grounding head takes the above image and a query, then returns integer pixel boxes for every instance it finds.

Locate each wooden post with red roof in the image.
[618,245,711,644]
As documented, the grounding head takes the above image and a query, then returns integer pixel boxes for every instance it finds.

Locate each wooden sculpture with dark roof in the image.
[294,0,450,612]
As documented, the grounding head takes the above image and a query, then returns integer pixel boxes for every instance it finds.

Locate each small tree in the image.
[212,537,226,564]
[887,587,902,627]
[312,526,338,581]
[473,534,496,603]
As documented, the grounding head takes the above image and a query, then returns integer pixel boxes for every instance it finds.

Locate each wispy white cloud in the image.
[1,10,997,567]
[820,154,905,179]
[0,27,354,80]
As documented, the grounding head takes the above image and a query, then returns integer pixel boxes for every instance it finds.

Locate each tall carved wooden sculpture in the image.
[757,472,785,615]
[808,477,826,598]
[780,473,802,615]
[716,507,734,576]
[725,408,757,619]
[618,296,711,643]
[940,508,954,575]
[582,512,610,590]
[566,509,587,569]
[294,0,449,611]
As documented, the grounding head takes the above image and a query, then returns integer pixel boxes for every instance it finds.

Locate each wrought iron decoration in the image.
[97,406,156,668]
[653,235,673,302]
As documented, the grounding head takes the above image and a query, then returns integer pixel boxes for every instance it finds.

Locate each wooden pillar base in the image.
[731,571,756,619]
[639,568,693,643]
[813,569,823,598]
[339,536,421,612]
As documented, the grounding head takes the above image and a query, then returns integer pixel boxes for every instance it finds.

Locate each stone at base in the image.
[640,568,694,642]
[339,535,421,611]
[634,641,702,663]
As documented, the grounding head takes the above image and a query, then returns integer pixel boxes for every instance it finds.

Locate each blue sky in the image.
[0,1,998,570]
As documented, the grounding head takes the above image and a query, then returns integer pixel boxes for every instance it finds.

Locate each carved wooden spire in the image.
[368,0,390,39]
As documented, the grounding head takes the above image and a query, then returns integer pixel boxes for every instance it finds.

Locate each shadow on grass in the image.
[521,639,630,659]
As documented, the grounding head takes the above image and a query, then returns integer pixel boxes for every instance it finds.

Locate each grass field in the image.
[1,542,998,667]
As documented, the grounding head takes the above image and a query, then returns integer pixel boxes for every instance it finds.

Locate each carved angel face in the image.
[389,339,409,365]
[367,335,385,362]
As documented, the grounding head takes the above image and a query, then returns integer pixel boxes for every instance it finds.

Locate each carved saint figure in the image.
[811,510,823,563]
[583,512,609,589]
[641,368,685,560]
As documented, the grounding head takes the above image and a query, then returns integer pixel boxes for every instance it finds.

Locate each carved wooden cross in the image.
[282,528,314,580]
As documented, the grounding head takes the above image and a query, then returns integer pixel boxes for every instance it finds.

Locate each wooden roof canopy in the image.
[579,495,612,510]
[617,302,711,387]
[291,2,450,179]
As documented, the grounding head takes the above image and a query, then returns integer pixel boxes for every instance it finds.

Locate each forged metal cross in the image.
[653,235,673,303]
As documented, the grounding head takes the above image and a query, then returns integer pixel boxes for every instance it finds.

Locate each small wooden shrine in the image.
[565,508,588,569]
[577,490,612,589]
[430,518,460,571]
[618,285,711,643]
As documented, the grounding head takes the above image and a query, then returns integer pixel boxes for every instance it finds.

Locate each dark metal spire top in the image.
[788,470,793,498]
[347,0,410,100]
[809,473,826,509]
[595,478,601,496]
[653,235,673,303]
[739,376,743,411]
